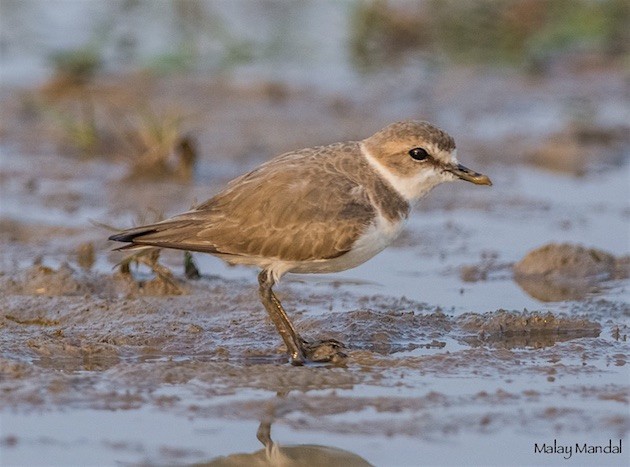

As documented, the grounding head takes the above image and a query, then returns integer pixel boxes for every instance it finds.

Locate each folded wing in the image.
[109,144,376,263]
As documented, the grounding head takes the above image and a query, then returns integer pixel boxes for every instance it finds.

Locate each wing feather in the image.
[109,143,377,262]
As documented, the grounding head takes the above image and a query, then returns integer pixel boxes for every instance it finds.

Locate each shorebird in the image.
[109,120,491,365]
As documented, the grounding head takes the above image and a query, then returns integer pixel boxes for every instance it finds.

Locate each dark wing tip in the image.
[108,232,127,242]
[108,228,158,243]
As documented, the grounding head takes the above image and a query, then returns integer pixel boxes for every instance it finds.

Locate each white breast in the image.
[277,211,405,278]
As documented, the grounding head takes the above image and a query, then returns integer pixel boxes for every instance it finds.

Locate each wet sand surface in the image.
[2,6,630,464]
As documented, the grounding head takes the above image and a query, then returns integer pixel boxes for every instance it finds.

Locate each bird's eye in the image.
[409,147,429,161]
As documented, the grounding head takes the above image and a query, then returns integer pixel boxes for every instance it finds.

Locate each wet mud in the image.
[1,253,627,463]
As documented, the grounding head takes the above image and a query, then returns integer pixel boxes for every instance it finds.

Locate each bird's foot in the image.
[289,338,347,366]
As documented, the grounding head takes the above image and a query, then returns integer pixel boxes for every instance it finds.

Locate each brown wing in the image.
[109,143,376,262]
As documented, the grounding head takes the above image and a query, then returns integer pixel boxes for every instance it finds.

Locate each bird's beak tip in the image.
[449,164,492,186]
[473,174,492,186]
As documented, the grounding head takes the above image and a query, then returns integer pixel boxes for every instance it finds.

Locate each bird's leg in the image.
[256,420,273,454]
[258,270,306,364]
[257,270,347,365]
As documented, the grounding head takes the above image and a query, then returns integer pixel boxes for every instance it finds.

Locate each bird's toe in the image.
[300,338,348,365]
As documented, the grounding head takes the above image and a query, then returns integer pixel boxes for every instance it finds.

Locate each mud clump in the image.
[458,310,601,348]
[75,241,95,271]
[0,262,187,299]
[300,309,451,354]
[3,264,90,296]
[113,271,187,296]
[115,248,187,296]
[513,243,628,302]
[515,243,616,277]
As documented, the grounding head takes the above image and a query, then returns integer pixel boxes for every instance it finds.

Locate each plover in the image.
[109,120,491,365]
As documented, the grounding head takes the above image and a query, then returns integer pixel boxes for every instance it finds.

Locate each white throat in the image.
[360,143,451,203]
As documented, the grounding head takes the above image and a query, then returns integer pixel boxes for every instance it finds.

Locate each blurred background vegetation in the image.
[1,0,628,175]
[2,0,627,84]
[351,0,629,71]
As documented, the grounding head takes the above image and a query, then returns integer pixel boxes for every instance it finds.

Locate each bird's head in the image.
[362,120,491,202]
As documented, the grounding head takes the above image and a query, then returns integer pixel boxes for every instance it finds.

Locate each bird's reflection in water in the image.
[199,420,373,467]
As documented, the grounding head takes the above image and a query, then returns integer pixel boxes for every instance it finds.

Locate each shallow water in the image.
[3,404,626,466]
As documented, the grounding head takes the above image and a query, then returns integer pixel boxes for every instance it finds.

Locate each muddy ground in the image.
[1,48,629,467]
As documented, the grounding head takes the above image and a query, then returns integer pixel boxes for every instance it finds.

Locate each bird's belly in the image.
[286,215,405,275]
